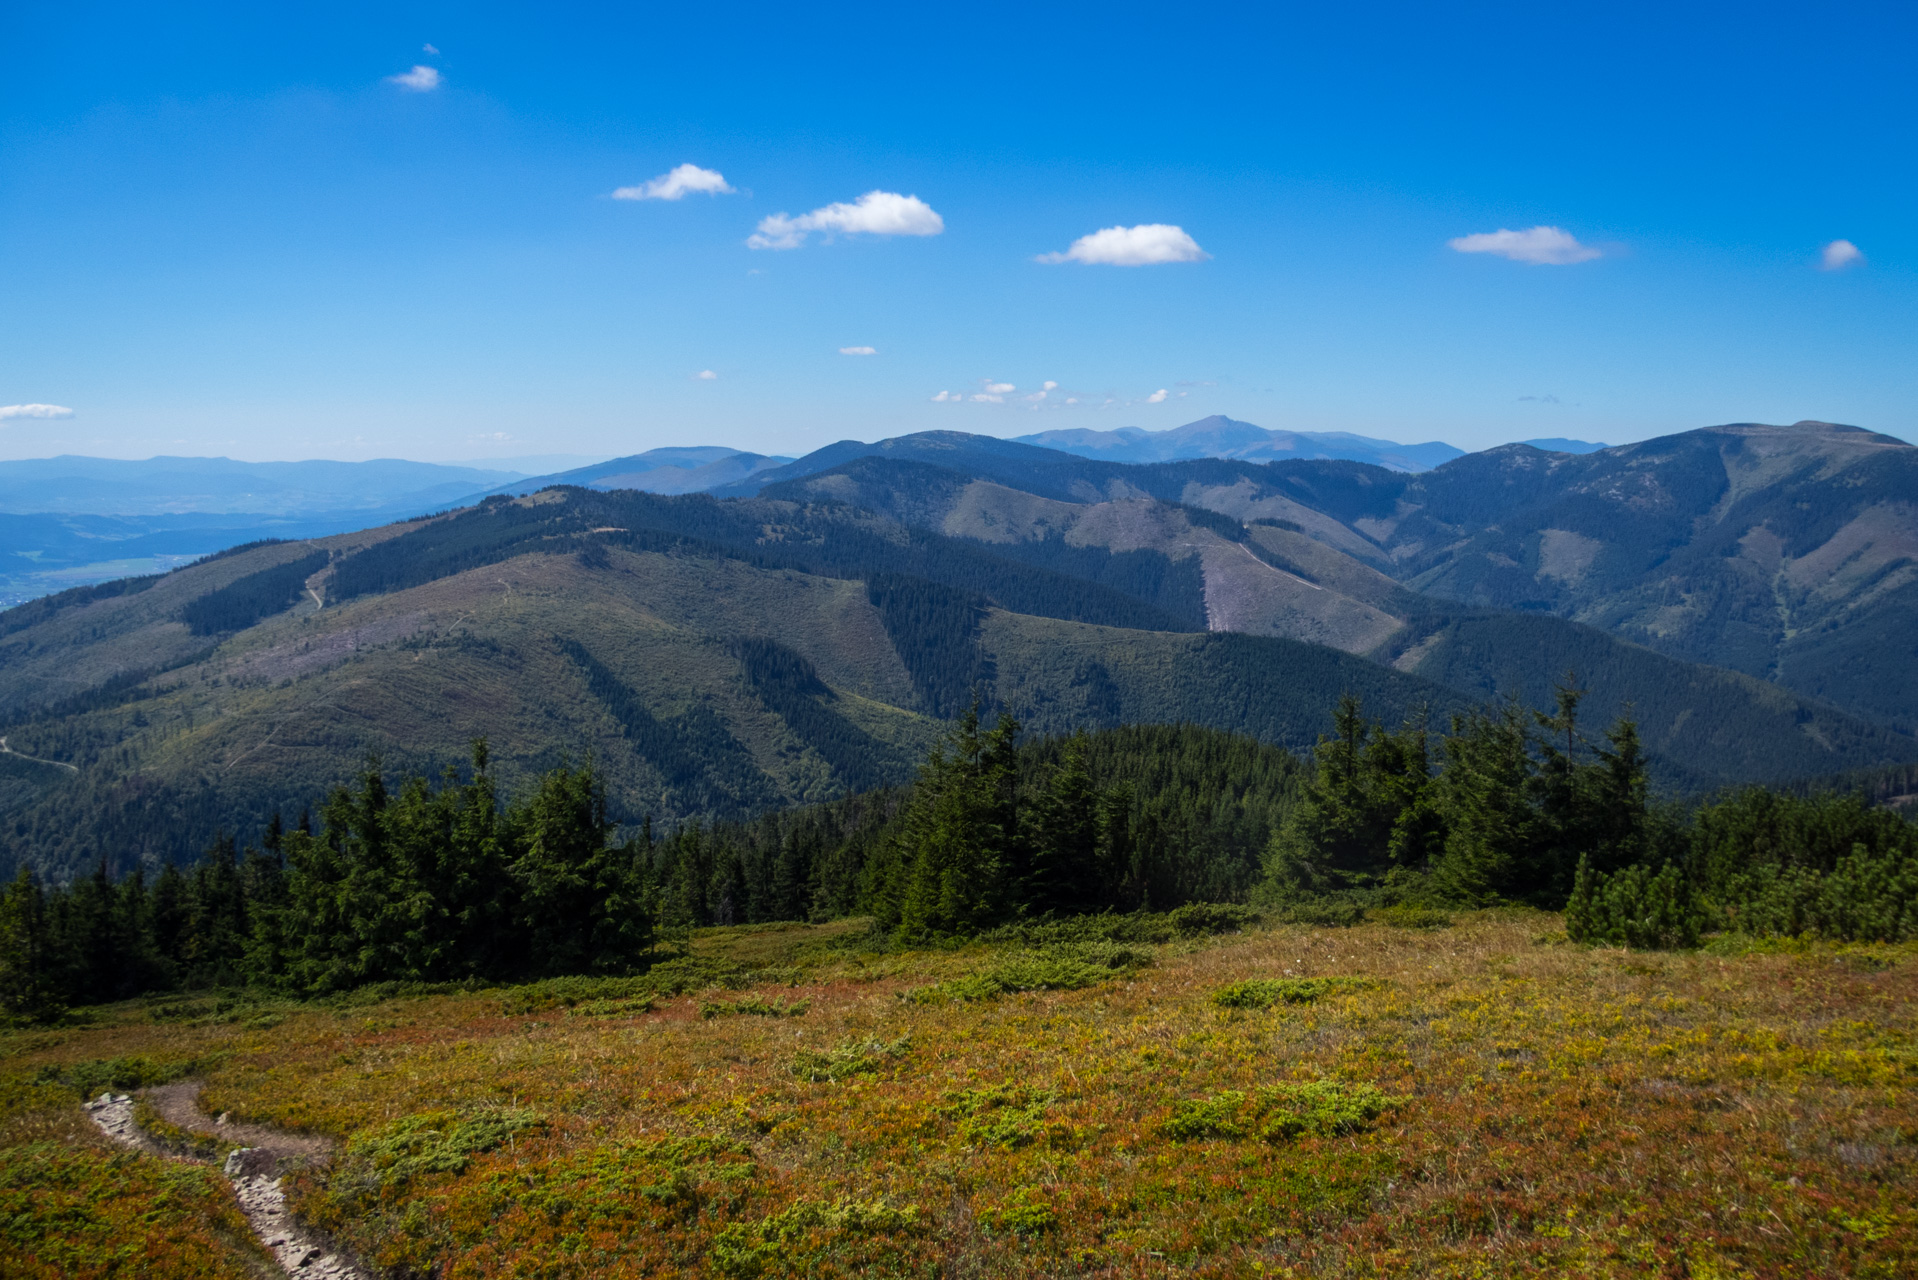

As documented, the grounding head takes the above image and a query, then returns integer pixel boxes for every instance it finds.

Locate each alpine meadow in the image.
[5,4,1918,1277]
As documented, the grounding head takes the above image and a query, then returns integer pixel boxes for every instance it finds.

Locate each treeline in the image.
[651,721,1301,933]
[0,723,1301,1013]
[7,698,1915,1016]
[179,548,329,635]
[0,745,651,1017]
[1261,688,1918,946]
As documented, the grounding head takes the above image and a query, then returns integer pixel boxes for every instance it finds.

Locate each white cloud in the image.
[1022,390,1047,402]
[472,431,513,441]
[1146,388,1168,404]
[1043,380,1058,391]
[0,403,75,421]
[839,345,878,356]
[695,369,718,380]
[387,65,442,91]
[1448,225,1600,265]
[931,390,960,402]
[748,190,944,250]
[970,393,1004,403]
[1037,224,1208,266]
[1821,239,1864,270]
[983,381,1015,394]
[423,43,440,54]
[1065,397,1079,405]
[613,164,735,202]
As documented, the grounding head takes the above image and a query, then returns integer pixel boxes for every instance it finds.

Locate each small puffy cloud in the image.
[613,164,735,202]
[1043,380,1058,391]
[0,403,75,421]
[839,345,877,355]
[1038,224,1208,266]
[423,43,440,54]
[472,431,513,441]
[748,190,944,250]
[982,381,1015,394]
[1448,225,1600,265]
[931,390,960,402]
[1821,239,1864,270]
[388,65,442,91]
[1022,390,1047,402]
[1145,388,1168,404]
[694,369,718,380]
[971,393,1004,403]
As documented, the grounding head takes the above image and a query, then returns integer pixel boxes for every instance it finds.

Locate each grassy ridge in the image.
[2,915,1913,1276]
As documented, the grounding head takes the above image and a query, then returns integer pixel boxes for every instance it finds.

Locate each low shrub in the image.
[1564,857,1704,950]
[709,1196,922,1278]
[790,1037,911,1083]
[1211,977,1369,1009]
[907,942,1148,1003]
[700,995,809,1019]
[1161,1080,1404,1143]
[338,1107,546,1193]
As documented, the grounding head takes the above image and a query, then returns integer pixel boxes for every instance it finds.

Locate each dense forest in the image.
[3,700,1915,1018]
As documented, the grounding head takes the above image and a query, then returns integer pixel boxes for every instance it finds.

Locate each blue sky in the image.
[2,0,1913,464]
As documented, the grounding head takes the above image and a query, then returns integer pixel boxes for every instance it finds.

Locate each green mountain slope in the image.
[758,452,1914,788]
[4,470,1911,883]
[0,490,1465,880]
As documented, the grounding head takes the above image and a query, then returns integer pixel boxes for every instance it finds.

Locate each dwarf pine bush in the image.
[1563,856,1704,949]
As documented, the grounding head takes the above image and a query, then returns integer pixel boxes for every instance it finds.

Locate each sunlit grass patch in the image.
[1161,1080,1405,1142]
[906,941,1149,1003]
[701,994,810,1019]
[709,1196,923,1277]
[1212,976,1371,1009]
[789,1036,912,1083]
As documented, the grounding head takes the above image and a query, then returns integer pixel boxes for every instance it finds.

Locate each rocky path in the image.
[84,1086,366,1279]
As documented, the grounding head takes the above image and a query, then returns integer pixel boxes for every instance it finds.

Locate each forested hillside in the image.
[4,432,1915,884]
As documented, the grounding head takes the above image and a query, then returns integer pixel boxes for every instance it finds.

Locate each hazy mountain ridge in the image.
[1013,415,1466,471]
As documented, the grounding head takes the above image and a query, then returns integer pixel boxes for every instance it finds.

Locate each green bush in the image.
[340,1107,546,1192]
[907,942,1148,1003]
[1719,843,1918,943]
[1563,856,1704,950]
[1211,977,1367,1009]
[1162,1080,1404,1142]
[789,1037,911,1083]
[1375,905,1453,930]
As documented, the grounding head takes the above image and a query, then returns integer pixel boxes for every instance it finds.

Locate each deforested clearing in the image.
[4,913,1913,1278]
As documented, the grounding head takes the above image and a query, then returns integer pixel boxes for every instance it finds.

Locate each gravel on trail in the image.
[84,1088,366,1279]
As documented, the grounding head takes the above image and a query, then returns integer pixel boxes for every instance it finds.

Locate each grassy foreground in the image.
[3,913,1914,1278]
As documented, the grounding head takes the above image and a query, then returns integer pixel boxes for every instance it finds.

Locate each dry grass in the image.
[3,913,1914,1277]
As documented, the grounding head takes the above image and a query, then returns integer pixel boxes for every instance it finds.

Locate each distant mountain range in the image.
[1011,416,1468,470]
[0,423,1605,604]
[483,446,793,498]
[2,417,1912,882]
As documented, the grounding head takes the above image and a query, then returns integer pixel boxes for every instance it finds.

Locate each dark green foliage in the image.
[980,540,1209,629]
[1260,681,1672,911]
[642,725,1299,932]
[1211,977,1366,1009]
[1161,1081,1403,1142]
[1690,788,1918,942]
[728,636,903,792]
[1563,856,1705,949]
[0,746,657,1010]
[179,550,328,635]
[864,575,994,718]
[558,637,776,817]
